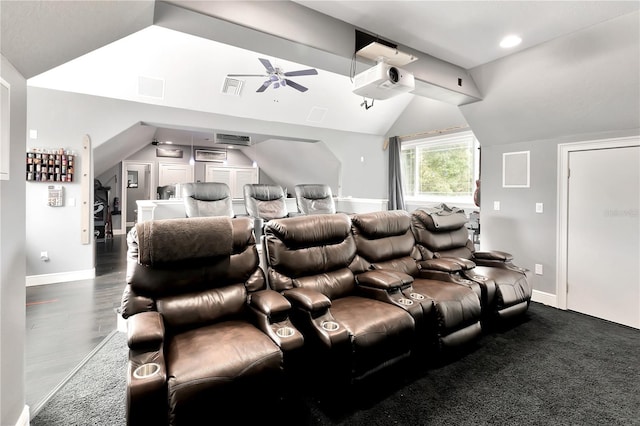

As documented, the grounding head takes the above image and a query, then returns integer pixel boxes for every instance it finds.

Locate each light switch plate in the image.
[535,264,543,275]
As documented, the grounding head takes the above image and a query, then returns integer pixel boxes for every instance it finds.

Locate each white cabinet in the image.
[158,162,194,187]
[204,165,258,199]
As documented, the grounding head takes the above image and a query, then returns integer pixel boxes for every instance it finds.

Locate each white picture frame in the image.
[503,150,530,188]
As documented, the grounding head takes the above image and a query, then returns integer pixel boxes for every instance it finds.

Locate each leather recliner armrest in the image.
[418,258,464,273]
[250,289,292,316]
[282,287,331,312]
[126,311,168,426]
[249,289,303,351]
[356,270,423,321]
[127,311,164,351]
[474,250,514,262]
[356,269,413,289]
[282,287,348,348]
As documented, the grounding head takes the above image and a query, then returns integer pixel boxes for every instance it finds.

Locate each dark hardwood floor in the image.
[26,234,128,415]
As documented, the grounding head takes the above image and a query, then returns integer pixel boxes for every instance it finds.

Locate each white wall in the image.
[460,11,640,296]
[1,54,27,426]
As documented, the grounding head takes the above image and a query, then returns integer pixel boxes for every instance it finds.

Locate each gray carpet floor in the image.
[31,302,640,425]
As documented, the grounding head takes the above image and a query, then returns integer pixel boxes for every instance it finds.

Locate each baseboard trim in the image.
[532,290,557,308]
[26,268,96,287]
[15,405,29,426]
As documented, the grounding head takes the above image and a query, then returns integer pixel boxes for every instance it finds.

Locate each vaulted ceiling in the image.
[2,1,638,178]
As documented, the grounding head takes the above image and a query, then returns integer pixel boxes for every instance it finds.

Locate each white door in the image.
[567,146,640,328]
[158,163,194,187]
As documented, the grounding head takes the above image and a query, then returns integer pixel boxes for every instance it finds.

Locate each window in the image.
[400,131,479,205]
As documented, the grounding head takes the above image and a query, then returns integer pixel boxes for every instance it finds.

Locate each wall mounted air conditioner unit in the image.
[215,133,252,146]
[352,62,415,100]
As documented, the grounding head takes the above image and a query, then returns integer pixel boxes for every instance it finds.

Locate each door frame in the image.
[121,161,155,232]
[556,135,639,310]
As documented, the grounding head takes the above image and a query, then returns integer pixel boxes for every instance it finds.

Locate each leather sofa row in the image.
[120,207,532,425]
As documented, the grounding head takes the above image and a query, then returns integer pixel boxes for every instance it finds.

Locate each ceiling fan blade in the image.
[284,69,318,77]
[284,79,308,92]
[227,74,267,77]
[257,80,272,92]
[259,58,275,73]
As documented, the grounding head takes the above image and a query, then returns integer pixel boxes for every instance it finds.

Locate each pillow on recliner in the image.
[413,204,468,231]
[136,217,233,265]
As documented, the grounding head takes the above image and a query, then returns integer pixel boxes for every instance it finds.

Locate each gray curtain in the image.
[387,136,405,210]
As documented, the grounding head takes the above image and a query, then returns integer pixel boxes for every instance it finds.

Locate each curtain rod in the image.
[383,124,470,150]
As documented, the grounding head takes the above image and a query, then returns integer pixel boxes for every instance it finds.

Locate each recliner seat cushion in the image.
[167,321,282,417]
[330,296,415,376]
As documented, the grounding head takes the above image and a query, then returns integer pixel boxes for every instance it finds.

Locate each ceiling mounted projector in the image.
[352,62,415,100]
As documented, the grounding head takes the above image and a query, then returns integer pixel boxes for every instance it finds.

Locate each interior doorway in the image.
[121,161,154,230]
[558,136,639,329]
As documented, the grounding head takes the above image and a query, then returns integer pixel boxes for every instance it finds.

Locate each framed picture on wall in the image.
[503,151,530,188]
[156,148,183,158]
[195,149,227,162]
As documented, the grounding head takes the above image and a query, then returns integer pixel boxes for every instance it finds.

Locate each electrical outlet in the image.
[493,201,501,211]
[536,203,544,213]
[535,263,543,275]
[40,251,49,262]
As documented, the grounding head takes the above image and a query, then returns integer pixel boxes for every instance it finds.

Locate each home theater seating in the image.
[121,203,532,426]
[411,205,532,323]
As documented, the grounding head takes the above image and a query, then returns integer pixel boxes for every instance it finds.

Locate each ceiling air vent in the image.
[221,77,243,96]
[216,133,252,146]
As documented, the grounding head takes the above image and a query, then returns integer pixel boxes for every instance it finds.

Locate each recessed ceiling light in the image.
[500,35,522,49]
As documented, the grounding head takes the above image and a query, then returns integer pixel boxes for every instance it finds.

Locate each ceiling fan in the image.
[228,58,318,93]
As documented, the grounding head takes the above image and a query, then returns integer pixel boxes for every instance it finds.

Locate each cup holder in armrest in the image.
[398,298,414,306]
[409,292,425,301]
[321,320,339,331]
[276,326,296,338]
[133,362,161,379]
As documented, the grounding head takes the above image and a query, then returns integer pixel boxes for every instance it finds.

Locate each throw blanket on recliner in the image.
[136,216,233,265]
[418,203,467,230]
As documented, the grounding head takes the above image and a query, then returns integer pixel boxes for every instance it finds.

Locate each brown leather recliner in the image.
[120,216,303,426]
[263,213,417,384]
[350,210,483,351]
[411,205,532,322]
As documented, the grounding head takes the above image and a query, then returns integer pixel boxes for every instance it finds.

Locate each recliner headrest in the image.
[182,182,231,201]
[244,184,285,201]
[295,184,332,200]
[266,213,351,247]
[350,210,411,239]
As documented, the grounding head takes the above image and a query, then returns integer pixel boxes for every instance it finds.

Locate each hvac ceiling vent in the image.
[221,77,243,96]
[216,133,252,146]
